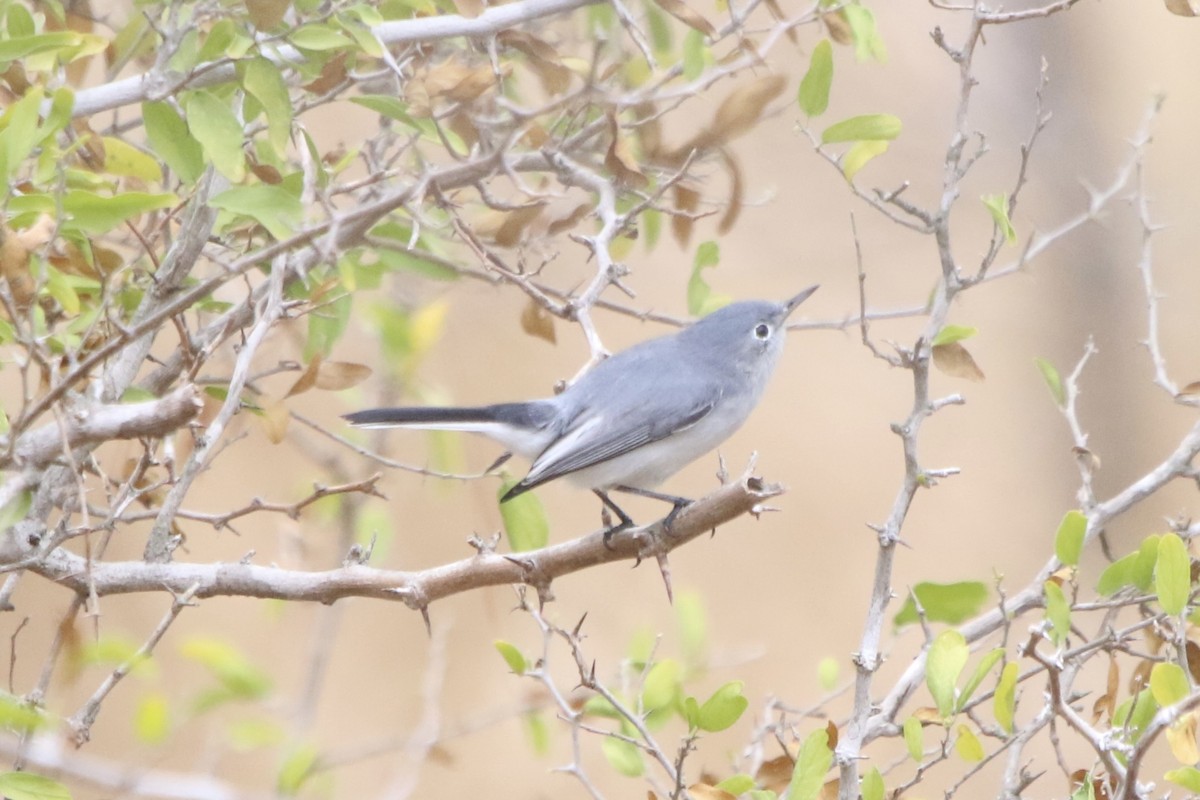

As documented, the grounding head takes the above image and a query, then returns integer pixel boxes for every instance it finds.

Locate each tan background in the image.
[4,1,1200,797]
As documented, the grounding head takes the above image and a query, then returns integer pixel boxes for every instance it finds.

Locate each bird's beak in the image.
[781,284,819,318]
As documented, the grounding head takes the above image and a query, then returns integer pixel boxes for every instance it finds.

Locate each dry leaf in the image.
[304,51,347,94]
[1129,659,1153,694]
[822,9,854,43]
[520,298,556,344]
[717,148,743,234]
[912,706,945,725]
[1165,0,1200,15]
[820,777,840,800]
[250,162,284,185]
[692,74,788,149]
[824,720,839,750]
[1177,381,1200,397]
[450,0,484,18]
[634,102,663,159]
[0,225,35,309]
[445,63,511,103]
[72,119,106,170]
[1189,641,1200,685]
[498,30,571,94]
[546,202,591,236]
[261,401,290,444]
[754,755,794,794]
[493,203,545,247]
[671,183,700,247]
[649,0,716,37]
[316,361,373,391]
[246,0,291,28]
[932,342,986,382]
[446,110,480,149]
[1092,655,1118,722]
[605,113,648,189]
[1071,445,1101,471]
[285,355,322,398]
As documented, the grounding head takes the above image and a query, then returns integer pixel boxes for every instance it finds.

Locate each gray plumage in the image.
[344,286,817,505]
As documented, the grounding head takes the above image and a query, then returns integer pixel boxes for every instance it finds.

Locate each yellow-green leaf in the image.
[1044,580,1070,646]
[861,766,885,800]
[688,240,730,316]
[1150,662,1190,707]
[241,58,292,151]
[1055,509,1088,567]
[0,772,72,800]
[497,475,549,552]
[1156,532,1190,616]
[842,139,888,180]
[994,662,1017,734]
[494,640,527,675]
[931,324,978,347]
[785,728,832,800]
[62,190,175,234]
[982,194,1016,245]
[602,735,644,776]
[957,648,1004,713]
[894,581,989,628]
[1166,766,1200,793]
[926,630,969,717]
[822,113,901,144]
[185,90,246,182]
[798,39,833,117]
[903,715,923,760]
[210,184,302,241]
[1034,356,1065,407]
[134,692,170,744]
[102,136,163,182]
[955,724,984,762]
[143,101,205,184]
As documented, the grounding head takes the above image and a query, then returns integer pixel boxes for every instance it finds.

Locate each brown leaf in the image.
[824,720,839,751]
[246,0,291,29]
[822,10,854,44]
[755,755,794,794]
[498,30,571,94]
[634,102,663,159]
[692,74,788,149]
[493,203,545,247]
[605,113,648,189]
[285,355,322,398]
[1071,445,1101,471]
[1189,641,1200,685]
[0,225,35,309]
[250,162,283,185]
[450,0,485,17]
[912,706,946,725]
[819,777,840,800]
[315,361,373,391]
[1177,381,1200,398]
[648,0,716,37]
[520,298,557,344]
[671,183,700,248]
[717,148,743,234]
[764,0,798,42]
[546,202,592,236]
[260,401,290,444]
[932,342,986,382]
[445,64,511,103]
[1165,0,1200,15]
[1092,655,1118,722]
[304,51,347,94]
[1129,659,1153,694]
[72,119,106,170]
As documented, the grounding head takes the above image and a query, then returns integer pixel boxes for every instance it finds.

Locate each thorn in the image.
[573,612,588,637]
[484,451,514,473]
[656,553,674,605]
[420,606,432,637]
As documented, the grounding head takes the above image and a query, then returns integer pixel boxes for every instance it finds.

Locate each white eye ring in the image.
[754,323,770,339]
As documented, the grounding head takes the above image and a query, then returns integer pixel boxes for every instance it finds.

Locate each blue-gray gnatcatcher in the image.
[345,286,817,537]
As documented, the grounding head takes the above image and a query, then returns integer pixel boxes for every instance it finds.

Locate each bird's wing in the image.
[507,392,715,496]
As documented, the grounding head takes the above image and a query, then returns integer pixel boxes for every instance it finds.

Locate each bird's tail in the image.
[343,402,557,458]
[344,405,510,429]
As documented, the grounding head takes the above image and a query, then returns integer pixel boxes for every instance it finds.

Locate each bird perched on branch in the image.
[345,286,817,540]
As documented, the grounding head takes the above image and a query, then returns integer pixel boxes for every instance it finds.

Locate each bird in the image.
[344,286,817,539]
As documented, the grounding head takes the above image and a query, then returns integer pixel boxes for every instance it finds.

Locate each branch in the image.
[1,384,202,470]
[21,475,782,611]
[68,0,605,119]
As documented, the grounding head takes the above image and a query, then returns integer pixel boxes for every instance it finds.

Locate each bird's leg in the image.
[594,490,635,548]
[613,485,693,530]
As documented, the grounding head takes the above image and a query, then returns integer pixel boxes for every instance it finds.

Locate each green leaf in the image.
[930,324,978,347]
[101,136,163,182]
[903,716,923,760]
[290,24,355,50]
[1150,662,1190,707]
[1156,532,1190,615]
[1034,356,1065,407]
[926,630,968,717]
[497,476,549,551]
[641,658,680,711]
[241,58,293,151]
[682,29,708,82]
[1166,766,1200,793]
[688,241,730,316]
[817,656,839,691]
[717,775,757,795]
[494,640,527,675]
[0,31,82,63]
[306,292,351,359]
[1097,551,1139,595]
[994,661,1018,734]
[0,772,72,800]
[62,190,175,234]
[798,39,833,117]
[676,590,708,666]
[1,86,43,180]
[276,743,318,795]
[956,648,1004,713]
[1113,688,1158,742]
[785,728,832,800]
[748,792,777,800]
[821,113,901,144]
[524,711,550,755]
[44,264,79,315]
[843,4,887,62]
[210,184,302,241]
[1055,510,1088,566]
[374,248,458,281]
[7,4,35,37]
[0,693,48,735]
[842,139,889,180]
[893,581,989,628]
[142,101,205,184]
[185,90,246,182]
[1134,535,1162,591]
[227,718,286,750]
[695,681,748,732]
[1044,580,1070,646]
[134,692,170,744]
[860,766,885,800]
[954,724,984,762]
[982,194,1017,244]
[179,637,272,700]
[601,735,644,777]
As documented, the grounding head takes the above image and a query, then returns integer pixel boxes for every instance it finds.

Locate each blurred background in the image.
[4,1,1200,797]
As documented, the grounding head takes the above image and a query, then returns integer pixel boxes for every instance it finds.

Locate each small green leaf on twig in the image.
[982,194,1017,244]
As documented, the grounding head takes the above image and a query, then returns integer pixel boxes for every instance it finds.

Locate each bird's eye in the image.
[754,323,771,339]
